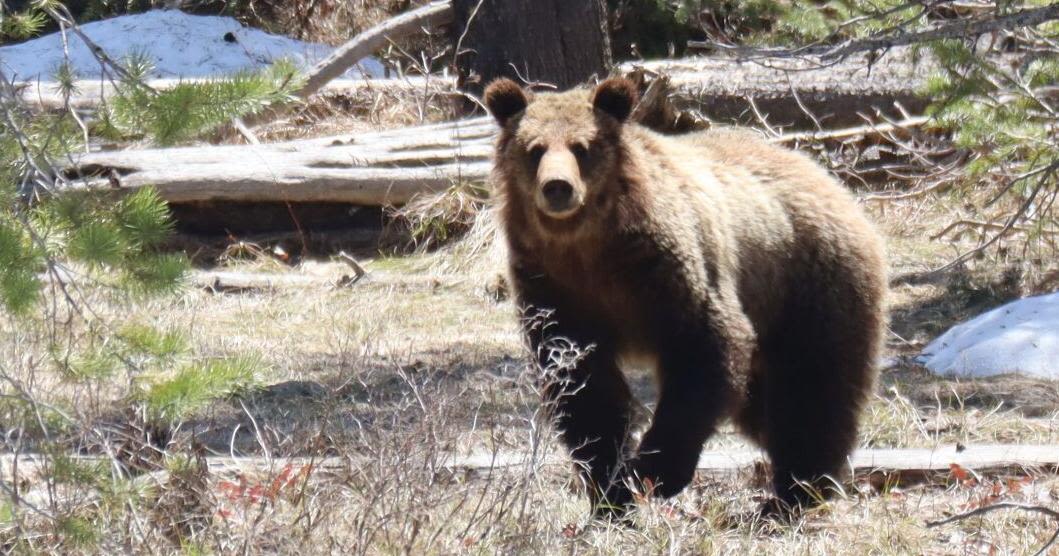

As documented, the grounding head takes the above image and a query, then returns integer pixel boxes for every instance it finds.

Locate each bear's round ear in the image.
[483,78,530,126]
[591,78,638,123]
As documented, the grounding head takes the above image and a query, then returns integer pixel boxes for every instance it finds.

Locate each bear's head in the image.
[483,77,638,232]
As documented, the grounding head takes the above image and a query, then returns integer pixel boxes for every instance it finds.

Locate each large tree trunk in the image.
[451,0,612,95]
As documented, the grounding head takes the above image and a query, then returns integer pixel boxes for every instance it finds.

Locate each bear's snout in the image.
[535,148,585,218]
[541,180,575,212]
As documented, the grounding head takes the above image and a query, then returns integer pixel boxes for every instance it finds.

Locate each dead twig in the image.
[862,178,953,201]
[772,115,929,144]
[930,219,1059,241]
[930,161,1059,275]
[337,251,368,285]
[41,3,154,93]
[231,117,260,145]
[926,502,1059,556]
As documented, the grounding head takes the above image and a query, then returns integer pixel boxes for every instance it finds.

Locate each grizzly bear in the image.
[483,77,887,518]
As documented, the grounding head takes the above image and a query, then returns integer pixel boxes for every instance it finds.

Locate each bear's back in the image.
[660,126,885,336]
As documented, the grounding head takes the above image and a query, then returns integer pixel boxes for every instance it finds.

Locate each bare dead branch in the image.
[930,161,1059,274]
[41,3,154,93]
[930,219,1059,241]
[926,502,1059,556]
[337,251,368,284]
[690,4,1059,62]
[772,115,929,144]
[244,1,454,129]
[862,178,953,201]
[300,1,453,98]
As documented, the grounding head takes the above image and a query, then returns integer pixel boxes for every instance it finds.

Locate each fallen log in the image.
[61,117,495,205]
[59,106,935,207]
[6,444,1059,509]
[773,115,930,144]
[649,52,934,127]
[14,444,1054,480]
[195,271,328,292]
[2,444,1052,477]
[27,47,938,129]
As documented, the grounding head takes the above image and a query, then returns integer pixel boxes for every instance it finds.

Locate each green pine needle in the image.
[47,451,109,487]
[0,269,43,315]
[108,60,303,146]
[62,350,119,382]
[142,356,260,421]
[122,252,188,295]
[55,516,99,550]
[1,10,48,40]
[0,219,44,315]
[117,187,174,248]
[67,220,128,268]
[117,323,188,359]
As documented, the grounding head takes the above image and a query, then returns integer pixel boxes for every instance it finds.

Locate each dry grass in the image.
[231,0,437,47]
[2,193,1059,553]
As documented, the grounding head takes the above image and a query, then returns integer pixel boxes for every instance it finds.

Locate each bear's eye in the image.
[527,145,546,166]
[570,143,589,163]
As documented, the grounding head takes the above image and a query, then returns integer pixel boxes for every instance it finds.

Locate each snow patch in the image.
[918,292,1059,379]
[0,10,385,81]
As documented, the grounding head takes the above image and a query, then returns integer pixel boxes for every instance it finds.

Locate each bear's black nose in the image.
[541,180,574,211]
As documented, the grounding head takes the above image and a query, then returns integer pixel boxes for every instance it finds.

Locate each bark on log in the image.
[451,0,612,94]
[60,117,495,205]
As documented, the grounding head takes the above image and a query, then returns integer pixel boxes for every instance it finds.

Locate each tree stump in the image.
[451,0,612,95]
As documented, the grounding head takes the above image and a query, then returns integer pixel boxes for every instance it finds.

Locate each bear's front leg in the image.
[537,338,637,518]
[516,276,637,519]
[630,299,752,499]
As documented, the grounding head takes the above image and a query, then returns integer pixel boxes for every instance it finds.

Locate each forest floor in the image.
[5,187,1059,554]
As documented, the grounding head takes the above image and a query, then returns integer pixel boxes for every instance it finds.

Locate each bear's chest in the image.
[536,244,654,344]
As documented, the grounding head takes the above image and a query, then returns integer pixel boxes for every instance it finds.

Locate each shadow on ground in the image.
[887,265,1024,351]
[883,266,1059,417]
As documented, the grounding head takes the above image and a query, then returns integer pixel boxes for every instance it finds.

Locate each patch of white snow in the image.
[0,10,384,81]
[918,291,1059,379]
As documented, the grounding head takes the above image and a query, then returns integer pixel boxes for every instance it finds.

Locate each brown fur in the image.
[484,77,887,518]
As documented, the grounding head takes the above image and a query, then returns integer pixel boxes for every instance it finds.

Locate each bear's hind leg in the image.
[761,298,879,511]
